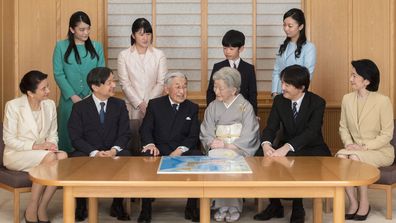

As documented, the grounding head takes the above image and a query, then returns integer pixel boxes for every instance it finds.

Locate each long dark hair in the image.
[130,18,153,46]
[64,11,99,64]
[278,8,307,58]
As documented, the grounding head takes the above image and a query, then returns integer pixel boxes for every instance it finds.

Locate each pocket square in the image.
[186,117,191,120]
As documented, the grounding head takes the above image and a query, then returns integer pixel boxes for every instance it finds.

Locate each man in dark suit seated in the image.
[68,67,132,221]
[138,72,201,223]
[253,65,331,223]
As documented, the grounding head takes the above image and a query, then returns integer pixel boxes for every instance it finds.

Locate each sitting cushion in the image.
[0,167,32,188]
[375,165,396,185]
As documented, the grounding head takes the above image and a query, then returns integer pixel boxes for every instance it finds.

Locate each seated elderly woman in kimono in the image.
[200,67,260,222]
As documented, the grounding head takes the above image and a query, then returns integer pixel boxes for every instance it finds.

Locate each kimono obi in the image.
[215,123,243,144]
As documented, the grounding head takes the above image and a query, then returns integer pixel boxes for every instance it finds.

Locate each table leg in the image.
[200,198,211,223]
[88,197,98,223]
[63,187,74,223]
[333,187,345,223]
[313,198,323,223]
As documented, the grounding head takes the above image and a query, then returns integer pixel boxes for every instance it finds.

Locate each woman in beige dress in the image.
[336,59,394,221]
[3,71,68,223]
[117,18,167,153]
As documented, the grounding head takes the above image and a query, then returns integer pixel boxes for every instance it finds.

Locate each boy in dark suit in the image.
[206,29,258,114]
[138,72,201,223]
[254,65,331,223]
[68,67,131,221]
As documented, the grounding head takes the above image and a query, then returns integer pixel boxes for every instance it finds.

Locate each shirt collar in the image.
[292,93,305,111]
[92,93,108,112]
[228,58,241,68]
[168,96,177,105]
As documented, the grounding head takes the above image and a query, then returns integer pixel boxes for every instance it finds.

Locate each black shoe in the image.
[24,211,38,223]
[353,206,370,221]
[185,206,200,222]
[290,207,305,223]
[345,207,359,220]
[253,204,284,221]
[75,206,87,222]
[137,210,151,223]
[110,203,131,221]
[138,199,152,223]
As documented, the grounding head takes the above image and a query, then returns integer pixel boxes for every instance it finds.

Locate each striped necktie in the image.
[292,102,298,120]
[99,102,105,124]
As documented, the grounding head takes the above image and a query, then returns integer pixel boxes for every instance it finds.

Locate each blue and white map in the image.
[157,156,252,174]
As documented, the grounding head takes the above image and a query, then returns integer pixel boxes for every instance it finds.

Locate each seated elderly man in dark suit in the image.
[254,65,331,223]
[138,72,201,223]
[68,67,131,221]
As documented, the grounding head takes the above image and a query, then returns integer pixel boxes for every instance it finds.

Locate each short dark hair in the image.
[19,70,48,94]
[130,18,153,46]
[222,30,245,48]
[280,65,310,92]
[87,67,113,91]
[351,59,380,92]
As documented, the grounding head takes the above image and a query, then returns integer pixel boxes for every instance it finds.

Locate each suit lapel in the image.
[295,94,309,125]
[347,92,359,131]
[358,92,376,125]
[20,96,39,138]
[283,43,295,61]
[38,101,50,139]
[280,96,296,133]
[86,96,102,130]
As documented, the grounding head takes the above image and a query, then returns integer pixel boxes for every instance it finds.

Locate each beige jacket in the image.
[339,91,394,152]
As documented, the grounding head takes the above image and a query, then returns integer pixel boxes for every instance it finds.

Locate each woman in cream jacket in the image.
[3,71,67,223]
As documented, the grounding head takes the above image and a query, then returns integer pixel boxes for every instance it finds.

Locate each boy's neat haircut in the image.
[222,30,245,48]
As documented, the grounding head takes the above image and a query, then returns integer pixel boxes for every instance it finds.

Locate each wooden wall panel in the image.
[18,0,57,101]
[2,0,17,119]
[60,0,105,45]
[308,0,350,104]
[352,0,391,96]
[0,0,3,119]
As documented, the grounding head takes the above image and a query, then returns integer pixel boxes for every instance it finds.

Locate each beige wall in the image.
[307,0,395,105]
[0,0,105,119]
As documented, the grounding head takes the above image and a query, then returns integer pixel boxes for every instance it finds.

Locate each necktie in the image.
[172,104,178,112]
[99,102,105,124]
[292,102,298,120]
[233,62,237,69]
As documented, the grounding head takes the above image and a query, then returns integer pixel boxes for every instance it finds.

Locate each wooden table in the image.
[29,156,379,223]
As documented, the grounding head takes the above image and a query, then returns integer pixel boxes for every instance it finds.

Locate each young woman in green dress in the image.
[53,11,105,152]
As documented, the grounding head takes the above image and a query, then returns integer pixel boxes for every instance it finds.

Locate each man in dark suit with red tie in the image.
[254,65,331,223]
[68,67,131,221]
[138,72,201,223]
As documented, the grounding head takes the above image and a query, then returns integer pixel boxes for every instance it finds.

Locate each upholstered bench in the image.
[0,123,32,223]
[369,120,396,219]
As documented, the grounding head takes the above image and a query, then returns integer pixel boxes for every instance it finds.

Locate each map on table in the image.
[157,156,252,174]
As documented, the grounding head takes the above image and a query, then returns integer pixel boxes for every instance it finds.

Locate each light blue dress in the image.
[271,41,316,94]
